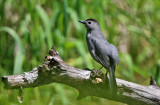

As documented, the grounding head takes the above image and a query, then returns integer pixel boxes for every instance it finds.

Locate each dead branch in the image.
[2,46,160,105]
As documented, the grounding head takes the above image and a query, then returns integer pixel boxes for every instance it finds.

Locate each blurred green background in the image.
[0,0,160,105]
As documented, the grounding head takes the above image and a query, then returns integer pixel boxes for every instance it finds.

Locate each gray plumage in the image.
[79,19,119,94]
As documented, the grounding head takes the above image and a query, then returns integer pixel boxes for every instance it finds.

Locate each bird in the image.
[79,19,119,95]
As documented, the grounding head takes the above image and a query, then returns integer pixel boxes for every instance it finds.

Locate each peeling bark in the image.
[2,46,160,105]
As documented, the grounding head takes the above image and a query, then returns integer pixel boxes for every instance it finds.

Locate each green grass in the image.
[0,0,160,105]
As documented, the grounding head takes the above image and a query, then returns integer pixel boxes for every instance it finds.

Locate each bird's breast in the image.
[86,37,97,59]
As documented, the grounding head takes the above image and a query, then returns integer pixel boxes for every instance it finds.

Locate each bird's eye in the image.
[88,22,91,24]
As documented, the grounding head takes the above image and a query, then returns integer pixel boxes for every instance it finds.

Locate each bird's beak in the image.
[78,20,85,24]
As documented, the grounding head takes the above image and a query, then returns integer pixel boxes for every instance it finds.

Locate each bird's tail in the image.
[109,67,117,95]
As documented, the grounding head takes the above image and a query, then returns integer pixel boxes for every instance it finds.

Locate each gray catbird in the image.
[79,19,119,94]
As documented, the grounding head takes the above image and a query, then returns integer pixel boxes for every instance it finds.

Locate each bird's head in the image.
[79,19,100,31]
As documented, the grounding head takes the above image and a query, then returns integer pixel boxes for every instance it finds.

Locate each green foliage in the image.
[0,0,160,104]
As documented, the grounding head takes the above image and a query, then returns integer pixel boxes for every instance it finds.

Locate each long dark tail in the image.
[109,67,117,95]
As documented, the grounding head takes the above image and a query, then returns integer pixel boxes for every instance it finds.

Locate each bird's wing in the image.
[88,38,108,68]
[91,38,111,69]
[92,37,118,94]
[92,38,119,69]
[110,44,119,66]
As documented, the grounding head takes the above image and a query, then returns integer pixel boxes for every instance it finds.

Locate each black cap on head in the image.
[86,18,98,23]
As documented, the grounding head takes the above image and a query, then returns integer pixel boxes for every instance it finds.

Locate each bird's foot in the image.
[84,68,92,71]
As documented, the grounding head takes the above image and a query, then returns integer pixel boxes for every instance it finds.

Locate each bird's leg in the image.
[98,66,103,70]
[105,71,109,77]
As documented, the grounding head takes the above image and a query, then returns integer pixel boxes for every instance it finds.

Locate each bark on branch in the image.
[2,46,160,105]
